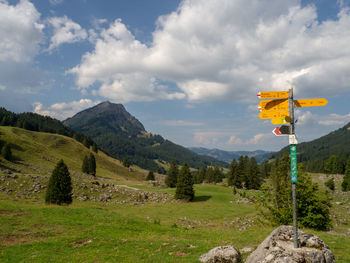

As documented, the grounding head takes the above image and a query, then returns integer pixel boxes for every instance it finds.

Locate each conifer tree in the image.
[195,166,206,184]
[89,153,96,176]
[2,144,12,161]
[165,160,178,188]
[245,157,261,189]
[175,163,194,201]
[146,170,155,180]
[205,167,215,183]
[92,142,98,153]
[45,160,72,205]
[261,157,331,230]
[342,157,350,191]
[227,159,238,186]
[82,155,89,173]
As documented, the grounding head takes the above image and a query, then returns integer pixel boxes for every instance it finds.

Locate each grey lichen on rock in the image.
[245,225,335,263]
[199,246,242,263]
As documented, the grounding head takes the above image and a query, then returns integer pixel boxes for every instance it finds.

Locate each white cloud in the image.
[0,84,6,91]
[0,0,43,63]
[69,0,350,103]
[33,99,100,120]
[164,120,204,127]
[228,135,243,145]
[47,16,87,51]
[295,110,350,126]
[0,0,45,93]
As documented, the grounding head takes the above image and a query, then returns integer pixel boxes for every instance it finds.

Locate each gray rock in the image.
[199,246,242,263]
[245,225,335,263]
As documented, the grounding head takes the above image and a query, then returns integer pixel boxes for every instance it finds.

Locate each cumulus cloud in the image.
[33,99,100,120]
[0,0,45,92]
[295,110,350,126]
[47,16,87,51]
[69,0,350,103]
[0,0,43,63]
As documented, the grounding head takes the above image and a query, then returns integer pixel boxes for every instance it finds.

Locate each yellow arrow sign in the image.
[258,99,288,111]
[257,91,289,99]
[271,117,291,125]
[259,111,289,120]
[294,98,328,107]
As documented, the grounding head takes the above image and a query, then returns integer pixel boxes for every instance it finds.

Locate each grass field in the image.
[1,126,350,262]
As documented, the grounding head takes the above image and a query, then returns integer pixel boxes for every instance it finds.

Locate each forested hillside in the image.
[273,122,350,172]
[64,102,227,170]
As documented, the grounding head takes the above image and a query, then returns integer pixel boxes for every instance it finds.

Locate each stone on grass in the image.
[245,225,335,263]
[199,246,242,263]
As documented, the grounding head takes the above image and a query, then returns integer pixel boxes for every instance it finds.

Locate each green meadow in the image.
[0,126,350,262]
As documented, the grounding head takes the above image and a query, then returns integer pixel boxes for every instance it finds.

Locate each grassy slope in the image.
[0,126,145,181]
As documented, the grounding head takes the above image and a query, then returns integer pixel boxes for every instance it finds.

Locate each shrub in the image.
[325,178,335,191]
[1,144,12,161]
[146,171,155,180]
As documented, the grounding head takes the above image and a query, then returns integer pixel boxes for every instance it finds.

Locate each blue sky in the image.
[1,0,350,152]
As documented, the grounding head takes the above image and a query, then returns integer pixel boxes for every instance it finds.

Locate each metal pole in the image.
[289,87,298,248]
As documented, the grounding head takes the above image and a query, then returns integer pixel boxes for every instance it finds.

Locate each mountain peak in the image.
[63,101,145,135]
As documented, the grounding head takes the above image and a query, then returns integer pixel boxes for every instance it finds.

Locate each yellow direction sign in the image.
[257,91,289,99]
[271,117,291,125]
[294,98,328,108]
[259,111,289,120]
[258,99,288,111]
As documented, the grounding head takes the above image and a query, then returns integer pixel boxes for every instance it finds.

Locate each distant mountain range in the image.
[189,147,273,163]
[64,101,227,170]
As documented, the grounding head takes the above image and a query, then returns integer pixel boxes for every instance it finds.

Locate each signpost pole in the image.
[289,87,298,248]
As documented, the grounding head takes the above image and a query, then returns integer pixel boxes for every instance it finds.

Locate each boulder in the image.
[245,225,335,263]
[199,246,242,263]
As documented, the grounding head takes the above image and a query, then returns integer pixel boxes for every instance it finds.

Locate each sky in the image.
[1,0,350,152]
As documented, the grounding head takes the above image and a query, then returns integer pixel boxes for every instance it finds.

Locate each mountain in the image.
[272,122,350,170]
[63,101,227,170]
[189,147,273,163]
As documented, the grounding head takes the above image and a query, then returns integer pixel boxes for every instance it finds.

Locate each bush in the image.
[325,178,335,191]
[45,160,72,205]
[146,171,155,180]
[1,144,12,161]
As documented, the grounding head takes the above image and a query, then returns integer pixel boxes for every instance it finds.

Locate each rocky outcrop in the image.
[199,246,242,263]
[245,225,335,263]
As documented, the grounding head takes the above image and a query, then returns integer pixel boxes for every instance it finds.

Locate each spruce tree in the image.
[146,170,155,180]
[92,143,98,153]
[227,159,238,186]
[261,158,331,230]
[195,166,206,184]
[342,157,350,191]
[82,155,89,173]
[175,163,194,201]
[89,153,96,176]
[245,157,261,189]
[1,144,12,161]
[165,160,178,188]
[45,160,72,205]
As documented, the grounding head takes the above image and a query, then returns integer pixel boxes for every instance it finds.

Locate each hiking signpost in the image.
[257,87,328,248]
